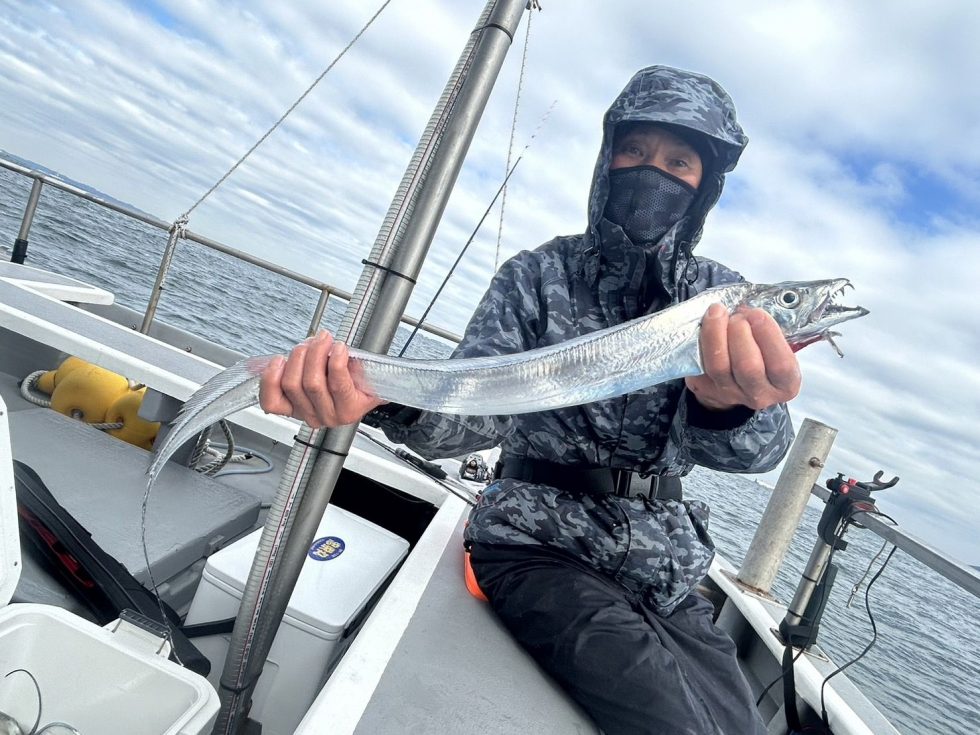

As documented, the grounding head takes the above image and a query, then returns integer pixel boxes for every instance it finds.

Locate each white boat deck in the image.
[0,261,114,305]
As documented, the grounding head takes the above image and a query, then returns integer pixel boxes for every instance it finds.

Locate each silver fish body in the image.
[147,279,866,483]
[355,288,724,415]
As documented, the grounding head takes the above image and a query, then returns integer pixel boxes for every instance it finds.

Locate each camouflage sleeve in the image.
[672,391,794,473]
[366,251,545,459]
[370,407,505,459]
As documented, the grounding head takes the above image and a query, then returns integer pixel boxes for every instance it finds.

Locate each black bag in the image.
[13,460,211,676]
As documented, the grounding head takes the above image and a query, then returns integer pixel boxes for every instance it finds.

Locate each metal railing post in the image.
[140,221,185,334]
[307,287,332,337]
[12,179,43,263]
[737,418,838,595]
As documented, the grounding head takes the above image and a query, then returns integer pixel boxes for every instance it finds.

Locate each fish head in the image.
[742,279,869,356]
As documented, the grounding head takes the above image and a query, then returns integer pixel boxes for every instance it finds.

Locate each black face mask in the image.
[603,166,697,246]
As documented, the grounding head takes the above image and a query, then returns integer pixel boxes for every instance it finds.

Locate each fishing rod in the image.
[398,101,556,357]
[397,154,525,357]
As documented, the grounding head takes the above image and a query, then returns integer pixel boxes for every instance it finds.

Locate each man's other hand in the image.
[259,331,386,428]
[685,303,801,412]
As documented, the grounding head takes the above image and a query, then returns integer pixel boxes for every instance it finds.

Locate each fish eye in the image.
[778,290,800,308]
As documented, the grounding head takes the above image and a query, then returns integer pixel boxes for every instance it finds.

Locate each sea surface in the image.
[1,164,978,734]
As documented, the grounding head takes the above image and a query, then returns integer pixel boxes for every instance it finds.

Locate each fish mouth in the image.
[812,279,869,326]
[792,278,868,357]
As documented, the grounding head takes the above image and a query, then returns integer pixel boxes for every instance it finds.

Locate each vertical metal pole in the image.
[140,220,185,334]
[12,179,43,264]
[307,287,332,336]
[737,418,837,595]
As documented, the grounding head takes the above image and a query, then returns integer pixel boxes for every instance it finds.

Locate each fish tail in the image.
[146,354,278,485]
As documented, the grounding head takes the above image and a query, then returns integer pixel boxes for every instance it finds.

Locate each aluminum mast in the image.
[212,2,530,731]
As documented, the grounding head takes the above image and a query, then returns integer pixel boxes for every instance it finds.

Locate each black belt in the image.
[493,458,682,501]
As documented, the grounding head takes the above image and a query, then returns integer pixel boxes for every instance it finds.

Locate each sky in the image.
[0,0,978,565]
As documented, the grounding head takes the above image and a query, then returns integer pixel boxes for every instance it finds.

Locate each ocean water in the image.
[1,164,978,734]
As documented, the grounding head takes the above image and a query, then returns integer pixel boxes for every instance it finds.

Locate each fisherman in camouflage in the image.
[260,65,799,734]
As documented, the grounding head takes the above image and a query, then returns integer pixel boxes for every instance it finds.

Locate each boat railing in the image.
[0,157,463,344]
[738,418,980,608]
[807,481,980,600]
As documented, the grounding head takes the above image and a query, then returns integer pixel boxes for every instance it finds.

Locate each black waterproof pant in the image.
[469,543,767,735]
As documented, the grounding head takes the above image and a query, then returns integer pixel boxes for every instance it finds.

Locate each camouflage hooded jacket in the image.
[370,66,794,614]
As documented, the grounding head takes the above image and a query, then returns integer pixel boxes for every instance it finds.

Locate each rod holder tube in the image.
[783,538,834,627]
[10,239,28,265]
[737,418,837,595]
[12,179,43,263]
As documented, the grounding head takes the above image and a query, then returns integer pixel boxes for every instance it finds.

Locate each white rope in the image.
[203,446,255,464]
[20,370,52,407]
[90,421,125,431]
[66,407,124,431]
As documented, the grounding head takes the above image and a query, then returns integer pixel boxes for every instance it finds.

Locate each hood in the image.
[583,66,748,294]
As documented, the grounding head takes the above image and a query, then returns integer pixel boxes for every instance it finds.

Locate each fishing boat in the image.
[2,2,976,733]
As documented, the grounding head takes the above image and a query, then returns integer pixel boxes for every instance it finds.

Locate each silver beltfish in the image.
[147,278,866,483]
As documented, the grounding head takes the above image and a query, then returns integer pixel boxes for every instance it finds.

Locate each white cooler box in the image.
[0,396,219,734]
[184,503,410,735]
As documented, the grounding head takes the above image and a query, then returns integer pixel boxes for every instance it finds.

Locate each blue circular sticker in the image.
[308,536,345,561]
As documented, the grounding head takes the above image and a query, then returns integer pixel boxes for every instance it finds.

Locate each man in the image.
[260,65,798,734]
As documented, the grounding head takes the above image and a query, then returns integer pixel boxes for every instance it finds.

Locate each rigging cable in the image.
[820,543,898,729]
[846,536,893,607]
[181,0,395,219]
[494,0,536,272]
[142,1,393,329]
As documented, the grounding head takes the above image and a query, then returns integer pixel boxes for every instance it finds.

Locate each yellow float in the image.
[50,362,130,423]
[34,354,89,395]
[106,388,161,450]
[38,356,160,449]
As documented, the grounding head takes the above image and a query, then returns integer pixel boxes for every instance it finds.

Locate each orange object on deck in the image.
[463,549,488,602]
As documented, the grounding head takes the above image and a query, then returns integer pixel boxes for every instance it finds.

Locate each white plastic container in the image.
[0,395,219,734]
[184,504,409,735]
